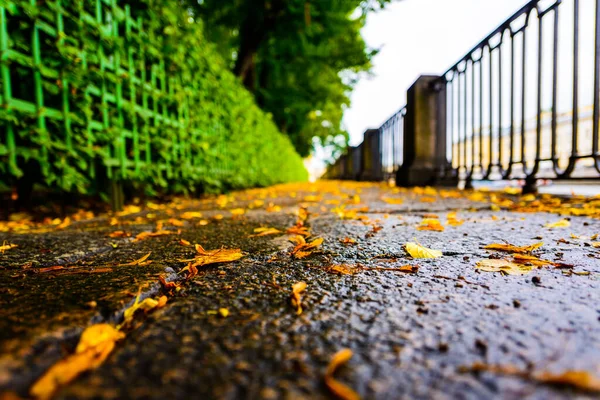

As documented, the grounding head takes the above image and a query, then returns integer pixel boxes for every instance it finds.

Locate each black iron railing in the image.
[325,0,600,191]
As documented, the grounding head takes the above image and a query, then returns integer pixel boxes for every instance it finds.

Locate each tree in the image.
[188,0,392,157]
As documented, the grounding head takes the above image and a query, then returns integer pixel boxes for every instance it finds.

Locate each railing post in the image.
[360,129,383,181]
[396,75,456,187]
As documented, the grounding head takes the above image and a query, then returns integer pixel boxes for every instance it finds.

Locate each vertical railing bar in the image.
[569,0,580,171]
[506,32,515,178]
[521,27,528,169]
[498,37,503,170]
[463,69,468,174]
[479,58,484,172]
[594,0,600,171]
[487,46,494,178]
[533,12,543,176]
[551,6,559,171]
[471,59,476,177]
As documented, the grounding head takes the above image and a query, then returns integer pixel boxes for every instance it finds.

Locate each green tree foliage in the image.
[0,0,307,197]
[188,0,393,157]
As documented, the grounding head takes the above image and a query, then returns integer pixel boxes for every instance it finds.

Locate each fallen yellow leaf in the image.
[324,349,360,400]
[463,362,600,393]
[484,242,543,254]
[121,294,168,328]
[405,242,442,259]
[417,218,444,232]
[291,237,324,259]
[181,244,243,267]
[0,241,18,253]
[117,252,152,266]
[291,281,307,315]
[249,227,282,237]
[30,324,125,399]
[475,259,534,275]
[545,219,571,229]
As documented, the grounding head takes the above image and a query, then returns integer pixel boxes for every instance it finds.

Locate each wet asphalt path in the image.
[1,182,599,399]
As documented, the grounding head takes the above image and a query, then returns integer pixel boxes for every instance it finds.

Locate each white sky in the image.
[343,0,530,145]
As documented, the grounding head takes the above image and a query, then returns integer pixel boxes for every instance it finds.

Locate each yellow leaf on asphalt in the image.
[417,218,445,232]
[463,362,600,393]
[286,225,311,237]
[291,236,324,259]
[0,241,18,253]
[230,208,245,216]
[291,281,307,315]
[180,211,203,219]
[324,349,360,400]
[121,294,168,328]
[484,242,543,254]
[475,259,534,275]
[30,324,125,399]
[182,244,243,267]
[218,308,229,318]
[405,242,442,259]
[117,252,152,266]
[382,197,403,205]
[545,219,570,229]
[249,227,282,237]
[534,370,600,392]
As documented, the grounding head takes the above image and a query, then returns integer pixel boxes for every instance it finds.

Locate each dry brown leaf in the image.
[291,281,307,315]
[180,263,199,280]
[483,242,543,254]
[159,275,181,293]
[327,264,363,275]
[340,237,357,245]
[30,324,125,399]
[324,349,360,400]
[117,252,152,267]
[405,242,442,259]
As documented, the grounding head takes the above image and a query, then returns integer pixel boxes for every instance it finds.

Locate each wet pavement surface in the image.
[1,182,599,399]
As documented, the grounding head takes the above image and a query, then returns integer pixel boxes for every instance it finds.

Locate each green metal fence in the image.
[0,0,307,208]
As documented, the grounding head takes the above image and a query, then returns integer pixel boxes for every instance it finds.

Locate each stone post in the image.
[396,75,455,186]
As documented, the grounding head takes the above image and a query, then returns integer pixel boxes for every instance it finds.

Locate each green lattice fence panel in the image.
[0,0,307,199]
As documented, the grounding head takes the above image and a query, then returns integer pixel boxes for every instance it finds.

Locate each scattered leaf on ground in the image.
[249,227,282,237]
[30,324,125,399]
[484,242,543,254]
[475,259,534,275]
[405,242,442,259]
[545,219,571,229]
[0,241,18,253]
[417,218,445,231]
[291,236,324,259]
[180,244,244,267]
[134,230,176,242]
[291,281,307,315]
[324,349,360,400]
[462,362,600,393]
[121,294,168,328]
[117,252,152,267]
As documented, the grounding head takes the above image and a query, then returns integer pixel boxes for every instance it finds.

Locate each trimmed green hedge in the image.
[0,0,307,197]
